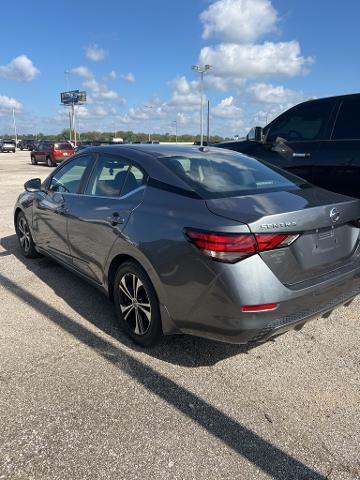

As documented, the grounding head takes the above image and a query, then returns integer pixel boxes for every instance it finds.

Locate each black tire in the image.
[113,261,163,347]
[31,156,37,165]
[46,156,54,167]
[15,212,39,258]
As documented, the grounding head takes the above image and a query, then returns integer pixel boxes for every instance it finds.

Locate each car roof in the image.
[83,143,227,157]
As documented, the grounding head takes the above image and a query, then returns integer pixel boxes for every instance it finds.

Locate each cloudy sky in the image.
[1,0,359,137]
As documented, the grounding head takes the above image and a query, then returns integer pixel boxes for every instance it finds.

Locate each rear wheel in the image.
[114,261,163,347]
[16,212,39,258]
[47,156,54,167]
[31,156,37,165]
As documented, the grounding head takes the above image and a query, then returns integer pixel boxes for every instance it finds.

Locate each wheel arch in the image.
[106,251,177,335]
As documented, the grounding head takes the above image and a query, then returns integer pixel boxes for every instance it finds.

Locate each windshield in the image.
[54,143,73,150]
[157,151,308,199]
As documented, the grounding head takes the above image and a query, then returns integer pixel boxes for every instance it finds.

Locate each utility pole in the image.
[192,64,212,146]
[145,105,153,142]
[206,99,210,145]
[172,120,178,144]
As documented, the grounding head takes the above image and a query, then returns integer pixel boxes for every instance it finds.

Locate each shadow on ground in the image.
[1,233,252,368]
[0,232,327,480]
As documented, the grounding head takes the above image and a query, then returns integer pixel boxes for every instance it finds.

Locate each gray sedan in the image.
[14,145,360,347]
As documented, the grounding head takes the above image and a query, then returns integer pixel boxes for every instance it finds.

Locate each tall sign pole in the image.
[60,90,86,145]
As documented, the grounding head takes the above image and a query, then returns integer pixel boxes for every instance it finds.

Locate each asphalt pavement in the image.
[0,150,359,479]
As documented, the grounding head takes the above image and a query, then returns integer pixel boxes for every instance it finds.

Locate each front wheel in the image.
[16,212,39,258]
[114,261,163,347]
[47,156,54,167]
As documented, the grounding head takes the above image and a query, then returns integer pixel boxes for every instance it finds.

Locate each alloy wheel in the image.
[118,273,152,335]
[18,216,31,253]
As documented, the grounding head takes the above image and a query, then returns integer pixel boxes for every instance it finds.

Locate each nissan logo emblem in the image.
[330,207,340,223]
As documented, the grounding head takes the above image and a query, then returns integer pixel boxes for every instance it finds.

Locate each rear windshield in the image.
[54,143,73,150]
[157,151,308,199]
[4,141,15,144]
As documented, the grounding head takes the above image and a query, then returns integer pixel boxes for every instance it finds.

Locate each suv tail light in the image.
[185,229,300,263]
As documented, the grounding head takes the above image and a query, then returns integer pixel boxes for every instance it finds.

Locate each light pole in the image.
[144,105,153,142]
[172,120,178,143]
[12,108,18,148]
[192,64,212,146]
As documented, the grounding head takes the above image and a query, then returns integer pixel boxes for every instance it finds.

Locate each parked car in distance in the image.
[30,141,75,167]
[18,139,37,151]
[217,93,360,199]
[14,145,360,347]
[0,140,16,153]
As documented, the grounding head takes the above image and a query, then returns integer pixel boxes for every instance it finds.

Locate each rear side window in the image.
[157,151,308,199]
[266,100,334,142]
[85,155,130,197]
[332,98,360,139]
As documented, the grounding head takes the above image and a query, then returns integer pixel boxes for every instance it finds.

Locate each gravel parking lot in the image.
[0,150,359,480]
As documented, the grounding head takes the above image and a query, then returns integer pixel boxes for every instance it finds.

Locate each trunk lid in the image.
[206,187,360,286]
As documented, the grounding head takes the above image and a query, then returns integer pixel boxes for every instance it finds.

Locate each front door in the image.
[262,98,337,184]
[315,97,360,198]
[33,155,92,264]
[67,153,146,284]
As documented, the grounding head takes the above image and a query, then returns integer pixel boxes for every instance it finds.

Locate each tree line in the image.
[1,128,227,143]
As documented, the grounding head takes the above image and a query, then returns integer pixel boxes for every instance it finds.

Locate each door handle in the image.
[107,213,125,226]
[293,152,311,158]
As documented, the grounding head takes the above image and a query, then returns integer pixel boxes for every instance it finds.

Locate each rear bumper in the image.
[166,253,360,344]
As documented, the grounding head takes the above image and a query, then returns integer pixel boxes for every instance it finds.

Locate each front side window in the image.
[266,100,334,143]
[85,155,130,197]
[49,155,90,193]
[158,151,308,199]
[332,98,360,139]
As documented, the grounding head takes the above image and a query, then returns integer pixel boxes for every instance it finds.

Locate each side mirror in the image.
[24,178,41,192]
[247,126,263,142]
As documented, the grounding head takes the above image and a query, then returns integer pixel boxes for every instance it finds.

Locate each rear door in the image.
[316,96,360,198]
[34,142,45,162]
[66,152,147,283]
[263,99,337,182]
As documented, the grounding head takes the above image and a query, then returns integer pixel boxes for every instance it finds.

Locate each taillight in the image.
[351,219,360,228]
[185,229,300,263]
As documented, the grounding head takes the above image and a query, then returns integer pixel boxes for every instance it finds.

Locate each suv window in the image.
[332,98,360,139]
[266,100,334,143]
[49,155,90,194]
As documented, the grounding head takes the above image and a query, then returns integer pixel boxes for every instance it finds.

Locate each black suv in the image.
[18,139,37,151]
[218,93,360,198]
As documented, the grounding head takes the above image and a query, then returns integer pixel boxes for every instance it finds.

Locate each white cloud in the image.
[168,76,201,111]
[83,78,122,101]
[249,83,304,104]
[85,45,108,62]
[212,96,242,118]
[120,72,135,83]
[0,95,22,112]
[200,41,313,82]
[108,70,117,80]
[200,0,278,43]
[0,55,40,82]
[94,106,107,116]
[68,66,94,79]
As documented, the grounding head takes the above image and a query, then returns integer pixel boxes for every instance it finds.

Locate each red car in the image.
[30,141,75,167]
